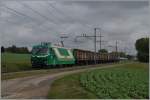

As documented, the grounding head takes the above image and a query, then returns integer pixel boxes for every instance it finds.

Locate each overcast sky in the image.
[0,0,149,55]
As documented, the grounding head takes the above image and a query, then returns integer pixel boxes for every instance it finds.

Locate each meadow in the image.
[48,63,149,99]
[1,53,32,73]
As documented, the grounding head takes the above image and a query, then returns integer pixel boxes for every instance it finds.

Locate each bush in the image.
[137,52,149,62]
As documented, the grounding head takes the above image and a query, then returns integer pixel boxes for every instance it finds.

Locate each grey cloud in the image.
[0,1,149,55]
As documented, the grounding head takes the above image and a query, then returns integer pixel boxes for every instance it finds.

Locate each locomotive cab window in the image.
[32,47,49,55]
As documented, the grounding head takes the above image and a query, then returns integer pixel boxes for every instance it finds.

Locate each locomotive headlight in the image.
[44,60,47,64]
[31,55,35,57]
[37,55,48,57]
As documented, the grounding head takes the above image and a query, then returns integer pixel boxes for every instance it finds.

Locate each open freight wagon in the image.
[73,49,119,65]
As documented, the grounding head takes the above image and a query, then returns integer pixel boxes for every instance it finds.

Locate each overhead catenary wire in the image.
[2,18,54,34]
[20,2,58,26]
[47,1,71,19]
[37,2,65,24]
[3,5,38,22]
[2,4,55,33]
[3,1,92,36]
[2,5,43,26]
[46,1,92,31]
[46,1,90,36]
[18,2,58,31]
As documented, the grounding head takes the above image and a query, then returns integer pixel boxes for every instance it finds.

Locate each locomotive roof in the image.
[52,45,72,50]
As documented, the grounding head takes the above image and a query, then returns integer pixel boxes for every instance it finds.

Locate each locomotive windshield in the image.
[32,47,48,55]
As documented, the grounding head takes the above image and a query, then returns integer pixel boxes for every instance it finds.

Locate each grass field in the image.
[48,63,149,99]
[2,62,123,80]
[1,53,31,73]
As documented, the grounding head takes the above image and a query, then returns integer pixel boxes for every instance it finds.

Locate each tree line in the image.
[1,45,30,54]
[98,49,127,58]
[98,37,149,63]
[135,37,149,63]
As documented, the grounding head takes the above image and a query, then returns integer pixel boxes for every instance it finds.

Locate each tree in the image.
[126,55,134,60]
[119,52,126,57]
[1,46,5,53]
[135,37,149,62]
[11,45,17,53]
[110,51,126,58]
[19,47,30,53]
[98,49,108,53]
[4,45,30,54]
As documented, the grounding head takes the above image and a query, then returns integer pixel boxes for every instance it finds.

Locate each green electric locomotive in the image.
[31,42,75,67]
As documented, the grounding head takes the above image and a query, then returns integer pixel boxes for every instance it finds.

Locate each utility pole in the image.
[75,28,102,53]
[115,40,119,59]
[108,41,119,53]
[94,28,97,64]
[94,28,97,53]
[115,40,118,52]
[75,27,103,64]
[95,28,106,51]
[99,28,102,50]
[100,32,102,50]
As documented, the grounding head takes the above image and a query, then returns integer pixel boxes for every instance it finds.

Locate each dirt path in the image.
[1,63,131,99]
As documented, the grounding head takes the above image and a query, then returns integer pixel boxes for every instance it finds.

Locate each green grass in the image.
[48,63,149,99]
[1,53,32,73]
[48,73,97,99]
[2,69,53,80]
[1,62,122,80]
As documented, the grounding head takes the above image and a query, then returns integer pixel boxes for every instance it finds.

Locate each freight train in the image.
[31,42,119,67]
